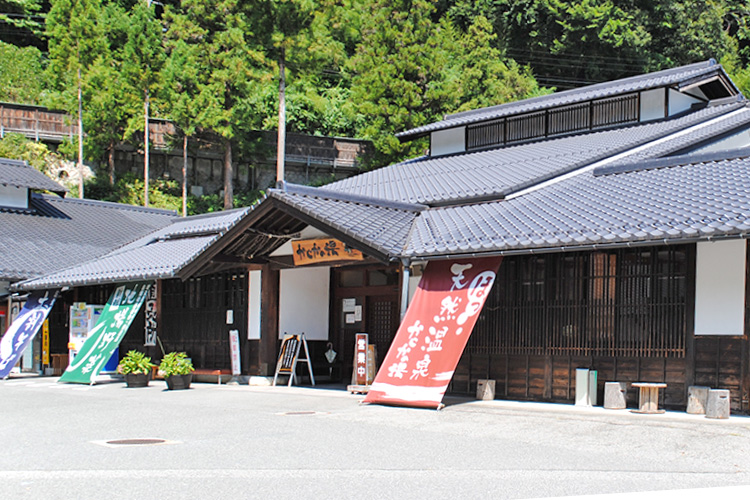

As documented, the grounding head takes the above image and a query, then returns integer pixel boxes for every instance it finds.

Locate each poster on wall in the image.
[144,281,158,346]
[60,282,151,384]
[0,289,60,379]
[364,257,502,409]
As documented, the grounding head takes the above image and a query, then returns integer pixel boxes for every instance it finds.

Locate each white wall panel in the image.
[431,127,465,156]
[279,267,330,340]
[247,270,262,340]
[695,240,747,336]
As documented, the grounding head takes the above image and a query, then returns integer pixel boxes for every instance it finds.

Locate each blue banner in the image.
[0,290,60,379]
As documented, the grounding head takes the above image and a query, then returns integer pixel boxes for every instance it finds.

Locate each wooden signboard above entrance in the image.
[291,238,364,266]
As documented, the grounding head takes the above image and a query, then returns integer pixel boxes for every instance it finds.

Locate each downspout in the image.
[399,259,411,321]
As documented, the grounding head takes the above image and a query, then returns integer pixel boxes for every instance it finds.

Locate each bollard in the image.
[604,382,627,409]
[687,386,710,414]
[705,389,730,419]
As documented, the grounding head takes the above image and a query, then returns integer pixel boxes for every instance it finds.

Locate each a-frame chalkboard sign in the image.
[272,333,315,387]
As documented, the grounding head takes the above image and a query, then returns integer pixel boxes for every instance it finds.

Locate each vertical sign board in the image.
[60,282,151,384]
[355,333,368,386]
[229,329,241,376]
[364,257,502,409]
[41,320,50,366]
[144,281,158,346]
[0,290,60,379]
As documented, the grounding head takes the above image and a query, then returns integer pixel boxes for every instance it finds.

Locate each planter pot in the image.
[124,372,150,388]
[165,374,192,390]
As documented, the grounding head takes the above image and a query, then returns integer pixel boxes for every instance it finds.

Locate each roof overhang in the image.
[177,197,396,280]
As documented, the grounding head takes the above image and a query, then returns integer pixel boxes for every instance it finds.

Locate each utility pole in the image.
[276,47,286,185]
[77,67,84,199]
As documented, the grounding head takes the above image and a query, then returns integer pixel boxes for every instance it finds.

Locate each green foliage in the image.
[83,172,183,212]
[118,350,155,375]
[0,42,45,104]
[187,190,265,214]
[0,0,44,46]
[349,0,543,164]
[0,133,55,173]
[158,351,194,377]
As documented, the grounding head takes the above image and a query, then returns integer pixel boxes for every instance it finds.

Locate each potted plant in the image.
[159,352,194,390]
[118,350,155,388]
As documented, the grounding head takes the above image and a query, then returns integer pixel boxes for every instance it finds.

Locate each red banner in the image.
[364,257,502,409]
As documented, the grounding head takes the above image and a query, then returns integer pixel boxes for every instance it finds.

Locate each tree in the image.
[0,0,44,48]
[162,37,202,216]
[46,0,107,198]
[0,41,45,104]
[164,0,268,210]
[349,0,542,164]
[122,0,166,206]
[250,0,315,184]
[81,2,131,185]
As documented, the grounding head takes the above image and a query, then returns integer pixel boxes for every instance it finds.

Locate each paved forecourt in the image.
[1,376,750,500]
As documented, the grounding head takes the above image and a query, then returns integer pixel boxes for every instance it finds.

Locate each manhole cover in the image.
[92,438,179,448]
[106,438,166,446]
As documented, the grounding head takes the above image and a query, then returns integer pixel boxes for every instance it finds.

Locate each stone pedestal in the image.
[686,386,710,414]
[706,389,730,419]
[477,379,496,401]
[603,382,627,409]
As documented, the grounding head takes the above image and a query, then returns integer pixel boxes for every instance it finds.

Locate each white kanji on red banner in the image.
[364,257,502,409]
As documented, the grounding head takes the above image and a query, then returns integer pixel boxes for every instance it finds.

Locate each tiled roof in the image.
[326,101,742,206]
[15,205,251,289]
[270,183,424,259]
[1,194,176,281]
[0,158,67,194]
[397,60,733,140]
[404,150,750,258]
[18,236,218,289]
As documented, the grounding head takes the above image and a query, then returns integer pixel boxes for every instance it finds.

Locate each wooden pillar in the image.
[685,244,697,395]
[259,264,280,376]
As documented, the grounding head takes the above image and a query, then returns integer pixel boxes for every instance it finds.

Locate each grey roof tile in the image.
[326,102,741,206]
[1,194,176,281]
[270,184,422,259]
[19,236,218,289]
[405,152,750,258]
[0,158,67,194]
[15,205,251,289]
[397,60,731,140]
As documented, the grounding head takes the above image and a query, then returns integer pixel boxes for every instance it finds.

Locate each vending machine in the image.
[68,302,119,372]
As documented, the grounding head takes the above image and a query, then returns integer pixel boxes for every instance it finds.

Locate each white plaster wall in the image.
[695,240,747,336]
[247,270,262,340]
[640,89,665,122]
[279,267,330,340]
[0,185,28,209]
[431,127,466,156]
[668,89,702,116]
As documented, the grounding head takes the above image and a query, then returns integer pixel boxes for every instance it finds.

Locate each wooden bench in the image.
[631,382,667,414]
[192,369,232,385]
[151,367,232,384]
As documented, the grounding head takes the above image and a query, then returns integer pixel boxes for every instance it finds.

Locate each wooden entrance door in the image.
[332,265,401,381]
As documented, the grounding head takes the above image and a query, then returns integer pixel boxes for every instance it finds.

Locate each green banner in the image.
[60,282,151,384]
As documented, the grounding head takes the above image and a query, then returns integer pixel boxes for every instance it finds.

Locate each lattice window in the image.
[468,246,688,358]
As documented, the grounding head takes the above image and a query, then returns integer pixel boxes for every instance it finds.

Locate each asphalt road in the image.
[2,376,750,499]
